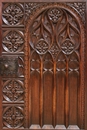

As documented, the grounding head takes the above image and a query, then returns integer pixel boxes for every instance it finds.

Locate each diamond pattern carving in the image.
[49,44,59,60]
[35,39,49,54]
[2,3,24,25]
[3,79,24,102]
[3,30,24,52]
[3,106,24,128]
[61,40,74,55]
[48,8,63,23]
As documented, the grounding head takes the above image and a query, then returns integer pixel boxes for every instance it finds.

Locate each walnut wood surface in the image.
[0,1,87,130]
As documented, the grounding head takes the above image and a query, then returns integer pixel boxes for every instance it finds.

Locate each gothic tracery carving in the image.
[1,2,85,129]
[29,6,80,61]
[48,8,63,23]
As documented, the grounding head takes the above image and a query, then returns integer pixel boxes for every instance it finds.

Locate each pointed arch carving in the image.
[24,3,85,129]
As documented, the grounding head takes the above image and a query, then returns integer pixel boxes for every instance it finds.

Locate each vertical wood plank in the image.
[53,61,56,127]
[30,72,40,124]
[69,72,78,125]
[56,71,65,125]
[40,58,43,127]
[65,60,69,128]
[43,71,53,125]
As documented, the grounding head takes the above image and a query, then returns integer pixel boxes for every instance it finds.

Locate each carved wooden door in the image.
[0,0,87,130]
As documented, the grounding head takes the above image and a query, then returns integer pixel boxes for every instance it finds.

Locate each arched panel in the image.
[26,3,85,130]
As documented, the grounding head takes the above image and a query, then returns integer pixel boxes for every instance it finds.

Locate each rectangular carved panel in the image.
[0,1,86,130]
[3,105,25,129]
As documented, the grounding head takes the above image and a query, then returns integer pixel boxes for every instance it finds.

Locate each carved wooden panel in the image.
[3,105,24,128]
[2,3,24,26]
[2,30,24,53]
[3,79,24,103]
[0,1,86,130]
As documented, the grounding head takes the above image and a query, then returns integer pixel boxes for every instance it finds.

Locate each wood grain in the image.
[0,1,86,130]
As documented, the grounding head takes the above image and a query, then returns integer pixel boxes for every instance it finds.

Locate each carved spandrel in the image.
[66,2,86,24]
[25,3,42,22]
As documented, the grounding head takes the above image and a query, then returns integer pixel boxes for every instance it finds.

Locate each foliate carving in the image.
[3,106,24,128]
[3,30,24,52]
[25,3,42,21]
[67,2,86,24]
[61,40,74,55]
[35,39,49,54]
[48,8,63,23]
[0,57,18,75]
[1,2,85,129]
[2,3,24,25]
[3,80,24,102]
